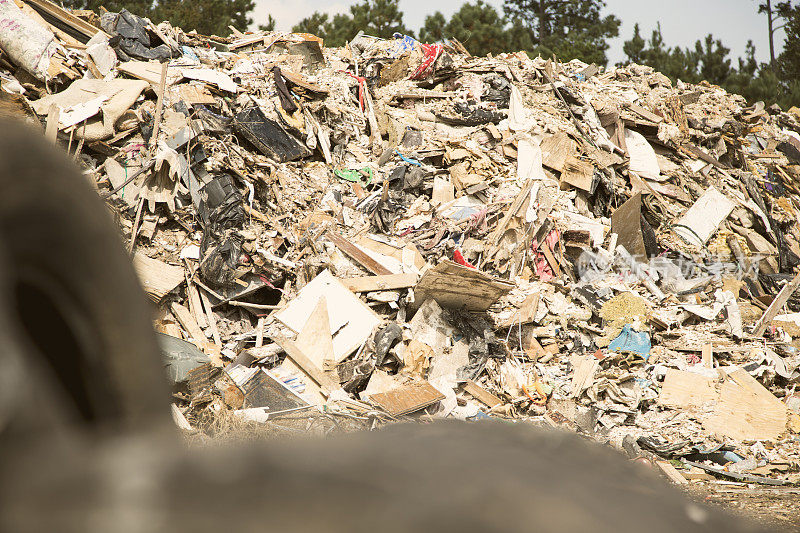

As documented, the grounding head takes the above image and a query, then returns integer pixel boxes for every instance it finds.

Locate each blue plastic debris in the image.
[395,150,422,166]
[608,325,651,360]
[391,33,417,56]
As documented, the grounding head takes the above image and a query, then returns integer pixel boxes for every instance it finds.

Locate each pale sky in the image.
[251,0,786,65]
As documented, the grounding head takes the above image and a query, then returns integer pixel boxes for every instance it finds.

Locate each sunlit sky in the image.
[251,0,785,65]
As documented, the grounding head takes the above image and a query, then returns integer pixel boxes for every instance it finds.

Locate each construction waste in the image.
[3,0,800,489]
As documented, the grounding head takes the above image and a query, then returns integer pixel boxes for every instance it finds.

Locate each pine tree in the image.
[61,0,152,15]
[419,2,508,55]
[292,13,331,37]
[258,15,276,32]
[621,23,645,64]
[295,0,412,47]
[776,3,800,83]
[419,12,447,43]
[62,0,254,36]
[694,34,732,85]
[502,0,620,64]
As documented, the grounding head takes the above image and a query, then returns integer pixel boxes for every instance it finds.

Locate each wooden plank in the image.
[186,282,208,329]
[411,260,514,312]
[656,461,688,485]
[497,293,540,328]
[628,103,663,124]
[280,69,329,94]
[368,381,445,416]
[463,380,502,408]
[198,288,221,346]
[540,132,577,172]
[701,343,713,368]
[174,84,216,105]
[255,316,265,348]
[170,302,206,344]
[44,104,60,144]
[753,271,800,336]
[118,61,182,86]
[149,61,169,149]
[272,334,340,395]
[133,253,184,302]
[560,156,595,192]
[22,0,108,41]
[487,180,534,249]
[328,231,392,275]
[569,355,599,398]
[682,143,728,169]
[540,240,562,279]
[339,273,418,293]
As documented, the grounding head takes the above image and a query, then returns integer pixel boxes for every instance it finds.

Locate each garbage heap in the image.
[2,0,800,487]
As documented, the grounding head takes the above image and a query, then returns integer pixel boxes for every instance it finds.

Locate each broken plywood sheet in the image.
[658,367,789,441]
[540,131,577,172]
[294,296,334,368]
[133,253,184,301]
[354,234,427,273]
[412,260,514,312]
[704,368,788,442]
[611,192,646,258]
[569,355,600,398]
[560,155,595,192]
[275,270,380,363]
[658,369,718,409]
[368,380,445,416]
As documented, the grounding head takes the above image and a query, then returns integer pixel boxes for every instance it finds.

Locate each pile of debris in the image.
[3,0,800,488]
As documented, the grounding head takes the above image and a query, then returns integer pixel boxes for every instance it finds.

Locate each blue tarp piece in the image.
[608,324,651,360]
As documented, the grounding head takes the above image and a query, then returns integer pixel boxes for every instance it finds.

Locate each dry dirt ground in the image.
[685,484,800,532]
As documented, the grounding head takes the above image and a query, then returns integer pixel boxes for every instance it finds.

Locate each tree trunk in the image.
[768,0,776,66]
[537,0,546,45]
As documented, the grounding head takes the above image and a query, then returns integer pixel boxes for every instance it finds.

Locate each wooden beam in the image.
[272,334,340,395]
[753,271,800,336]
[327,231,392,275]
[339,273,418,293]
[463,380,502,408]
[170,302,206,345]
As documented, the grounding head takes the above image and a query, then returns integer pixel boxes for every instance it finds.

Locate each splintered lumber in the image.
[368,381,445,416]
[339,273,418,293]
[272,334,340,395]
[656,461,688,485]
[463,380,502,408]
[327,231,392,275]
[569,355,599,398]
[22,0,107,42]
[411,260,513,312]
[753,271,800,336]
[133,253,184,301]
[170,302,206,344]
